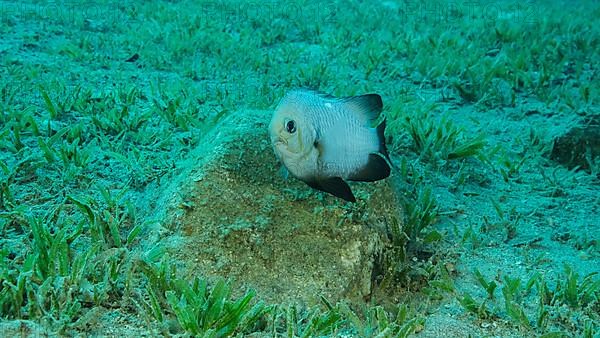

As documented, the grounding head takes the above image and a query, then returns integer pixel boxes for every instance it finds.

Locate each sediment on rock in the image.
[140,109,404,305]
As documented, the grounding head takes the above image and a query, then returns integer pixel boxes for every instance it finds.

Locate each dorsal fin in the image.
[340,94,383,125]
[288,89,383,126]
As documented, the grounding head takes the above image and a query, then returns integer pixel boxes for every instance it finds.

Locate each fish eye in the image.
[285,119,296,134]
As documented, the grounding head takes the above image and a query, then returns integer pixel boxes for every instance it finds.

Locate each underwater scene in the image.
[0,0,599,337]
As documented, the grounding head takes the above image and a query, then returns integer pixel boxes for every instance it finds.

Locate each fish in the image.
[268,89,391,202]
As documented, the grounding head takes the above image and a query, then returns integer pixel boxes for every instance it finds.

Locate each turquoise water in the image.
[0,0,598,336]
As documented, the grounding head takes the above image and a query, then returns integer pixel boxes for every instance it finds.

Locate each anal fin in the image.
[348,153,391,182]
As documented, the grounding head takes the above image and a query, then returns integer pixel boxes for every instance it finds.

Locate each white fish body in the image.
[269,89,390,202]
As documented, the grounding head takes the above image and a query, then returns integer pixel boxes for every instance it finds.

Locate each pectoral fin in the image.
[305,177,356,202]
[278,165,289,180]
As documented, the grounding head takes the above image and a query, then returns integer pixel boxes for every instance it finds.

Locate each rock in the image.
[0,320,49,337]
[550,115,600,175]
[140,109,403,305]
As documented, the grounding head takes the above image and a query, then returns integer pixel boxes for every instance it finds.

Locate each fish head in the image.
[269,98,317,178]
